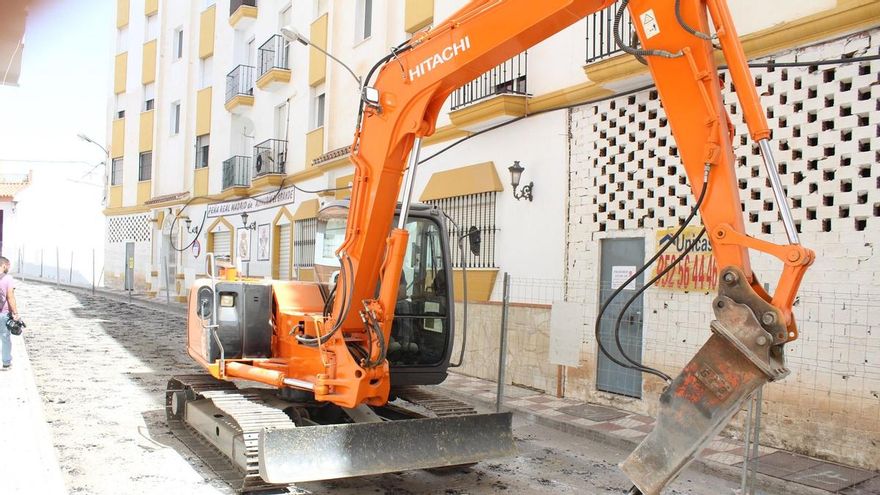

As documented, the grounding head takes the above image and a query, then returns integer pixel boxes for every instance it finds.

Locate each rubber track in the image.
[166,374,293,493]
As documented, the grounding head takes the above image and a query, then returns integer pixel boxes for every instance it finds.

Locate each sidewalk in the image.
[0,333,67,494]
[438,373,880,495]
[14,273,187,315]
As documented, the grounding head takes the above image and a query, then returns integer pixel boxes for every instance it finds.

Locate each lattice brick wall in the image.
[573,30,880,237]
[107,214,152,243]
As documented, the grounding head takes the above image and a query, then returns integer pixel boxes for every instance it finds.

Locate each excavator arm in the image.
[287,0,813,492]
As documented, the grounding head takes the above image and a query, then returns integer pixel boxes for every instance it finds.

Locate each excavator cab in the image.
[315,201,455,387]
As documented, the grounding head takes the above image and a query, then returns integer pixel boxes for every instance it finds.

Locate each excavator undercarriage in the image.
[166,375,513,491]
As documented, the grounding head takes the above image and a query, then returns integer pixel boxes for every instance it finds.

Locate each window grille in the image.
[426,192,498,269]
[111,158,123,185]
[294,218,316,268]
[138,152,152,181]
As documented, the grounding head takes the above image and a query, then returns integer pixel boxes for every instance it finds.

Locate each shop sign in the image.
[653,225,718,291]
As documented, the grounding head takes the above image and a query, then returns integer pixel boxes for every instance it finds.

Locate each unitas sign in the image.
[653,226,717,291]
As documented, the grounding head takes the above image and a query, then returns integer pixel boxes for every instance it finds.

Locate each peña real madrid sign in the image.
[206,186,296,218]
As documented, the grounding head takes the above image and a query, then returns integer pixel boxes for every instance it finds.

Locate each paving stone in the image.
[783,463,878,492]
[557,403,628,422]
[741,451,823,479]
[840,474,880,495]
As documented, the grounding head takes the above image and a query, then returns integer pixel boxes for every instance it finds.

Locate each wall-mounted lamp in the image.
[240,212,257,230]
[183,216,199,234]
[508,161,533,202]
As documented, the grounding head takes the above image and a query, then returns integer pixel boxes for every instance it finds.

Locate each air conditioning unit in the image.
[255,149,274,174]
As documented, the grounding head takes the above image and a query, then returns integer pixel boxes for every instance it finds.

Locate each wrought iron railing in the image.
[450,52,528,111]
[229,0,256,16]
[258,34,290,78]
[222,156,251,189]
[225,64,255,103]
[427,192,499,269]
[253,138,287,177]
[585,3,636,64]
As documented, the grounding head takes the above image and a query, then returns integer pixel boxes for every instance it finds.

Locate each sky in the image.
[0,0,113,173]
[0,0,112,259]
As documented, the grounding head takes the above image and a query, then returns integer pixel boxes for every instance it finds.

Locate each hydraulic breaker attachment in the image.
[621,267,789,495]
[259,412,515,483]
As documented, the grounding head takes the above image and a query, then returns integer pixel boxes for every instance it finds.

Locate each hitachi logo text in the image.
[408,36,471,81]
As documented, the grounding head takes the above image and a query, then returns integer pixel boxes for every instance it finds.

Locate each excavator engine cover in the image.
[199,282,273,362]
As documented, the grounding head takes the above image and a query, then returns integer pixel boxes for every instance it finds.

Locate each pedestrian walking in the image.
[0,256,20,370]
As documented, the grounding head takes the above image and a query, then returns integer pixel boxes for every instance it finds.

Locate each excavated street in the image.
[16,281,748,494]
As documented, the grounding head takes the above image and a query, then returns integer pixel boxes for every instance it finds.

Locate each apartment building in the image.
[105,0,579,300]
[105,0,878,468]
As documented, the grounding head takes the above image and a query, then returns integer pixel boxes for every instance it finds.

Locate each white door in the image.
[278,224,291,280]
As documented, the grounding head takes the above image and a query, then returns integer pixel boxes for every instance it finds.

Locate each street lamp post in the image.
[78,133,111,206]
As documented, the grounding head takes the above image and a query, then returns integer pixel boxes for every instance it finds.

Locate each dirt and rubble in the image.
[16,281,750,494]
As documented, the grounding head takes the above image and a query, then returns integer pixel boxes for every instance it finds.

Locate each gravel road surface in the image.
[18,281,749,494]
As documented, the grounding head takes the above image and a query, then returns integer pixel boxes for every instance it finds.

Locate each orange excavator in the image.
[166,1,813,493]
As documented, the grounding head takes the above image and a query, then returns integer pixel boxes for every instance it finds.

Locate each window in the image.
[294,218,317,268]
[279,4,292,30]
[143,83,155,111]
[117,110,126,119]
[195,135,210,169]
[199,57,213,89]
[274,103,287,140]
[314,0,328,18]
[355,0,372,42]
[311,92,325,129]
[426,192,499,268]
[173,27,184,59]
[116,26,128,52]
[145,14,158,41]
[138,152,152,181]
[171,101,181,134]
[111,158,123,185]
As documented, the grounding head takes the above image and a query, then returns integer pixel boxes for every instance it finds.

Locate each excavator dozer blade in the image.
[258,412,515,483]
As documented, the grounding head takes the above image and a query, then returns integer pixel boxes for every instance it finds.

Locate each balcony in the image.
[585,3,635,65]
[448,52,529,132]
[253,138,287,189]
[225,64,255,113]
[222,156,251,193]
[257,34,292,90]
[229,0,257,30]
[582,4,646,85]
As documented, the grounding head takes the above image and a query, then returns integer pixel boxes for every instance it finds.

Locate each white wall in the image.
[418,111,570,297]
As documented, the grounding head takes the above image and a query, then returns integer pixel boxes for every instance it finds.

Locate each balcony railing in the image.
[450,52,528,111]
[226,64,255,103]
[258,34,290,78]
[585,3,636,64]
[223,156,251,189]
[229,0,256,16]
[253,139,287,177]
